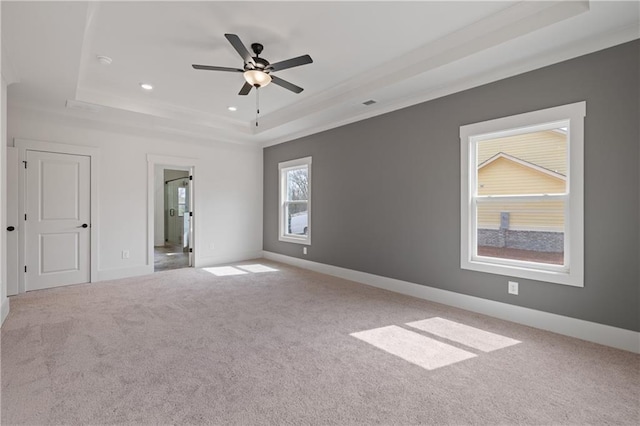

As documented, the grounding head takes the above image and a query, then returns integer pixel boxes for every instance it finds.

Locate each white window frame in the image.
[460,102,585,287]
[279,157,312,245]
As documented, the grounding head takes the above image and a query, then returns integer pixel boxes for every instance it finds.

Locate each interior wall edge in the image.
[1,297,9,325]
[196,250,265,269]
[263,251,640,354]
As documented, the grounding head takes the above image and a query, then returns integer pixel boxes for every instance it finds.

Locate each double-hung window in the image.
[279,157,311,245]
[460,102,585,287]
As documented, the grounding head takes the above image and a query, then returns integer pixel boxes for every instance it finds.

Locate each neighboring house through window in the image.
[460,102,585,286]
[279,157,311,245]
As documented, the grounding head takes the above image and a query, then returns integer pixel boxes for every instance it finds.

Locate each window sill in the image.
[461,258,583,287]
[279,235,311,246]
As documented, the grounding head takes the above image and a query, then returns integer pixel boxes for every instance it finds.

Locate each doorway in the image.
[153,166,193,272]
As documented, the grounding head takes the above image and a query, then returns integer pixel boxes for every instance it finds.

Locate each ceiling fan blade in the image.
[271,75,304,94]
[238,82,253,96]
[268,54,313,72]
[192,64,243,72]
[225,33,255,66]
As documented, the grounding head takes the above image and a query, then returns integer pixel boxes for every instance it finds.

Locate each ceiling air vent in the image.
[362,100,377,106]
[65,100,102,113]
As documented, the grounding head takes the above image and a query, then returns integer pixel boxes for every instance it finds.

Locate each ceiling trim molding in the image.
[255,0,589,134]
[76,88,252,135]
[261,22,638,149]
[9,102,258,148]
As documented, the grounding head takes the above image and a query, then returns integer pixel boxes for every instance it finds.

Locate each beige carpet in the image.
[1,260,638,425]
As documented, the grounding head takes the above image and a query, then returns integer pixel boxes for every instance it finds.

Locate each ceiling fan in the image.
[192,33,313,95]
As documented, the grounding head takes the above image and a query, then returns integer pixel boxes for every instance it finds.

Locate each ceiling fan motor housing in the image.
[247,57,270,71]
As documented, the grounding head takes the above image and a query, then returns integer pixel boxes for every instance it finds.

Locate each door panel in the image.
[40,233,79,273]
[26,150,90,291]
[41,161,81,220]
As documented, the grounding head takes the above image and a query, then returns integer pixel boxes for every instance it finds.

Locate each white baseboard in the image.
[97,265,153,282]
[196,250,264,268]
[1,297,10,325]
[263,251,640,354]
[95,250,263,283]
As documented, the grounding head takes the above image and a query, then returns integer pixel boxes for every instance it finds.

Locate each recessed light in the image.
[227,106,237,112]
[140,83,153,91]
[96,55,112,65]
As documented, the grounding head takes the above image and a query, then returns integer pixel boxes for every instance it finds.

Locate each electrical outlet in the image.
[209,243,215,250]
[508,281,519,295]
[303,247,307,255]
[122,250,130,259]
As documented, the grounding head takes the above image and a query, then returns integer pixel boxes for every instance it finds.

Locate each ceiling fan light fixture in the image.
[243,70,271,88]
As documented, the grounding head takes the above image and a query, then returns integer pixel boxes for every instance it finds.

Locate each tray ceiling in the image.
[3,1,638,146]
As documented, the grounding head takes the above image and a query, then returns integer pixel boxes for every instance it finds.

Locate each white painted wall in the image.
[7,106,263,283]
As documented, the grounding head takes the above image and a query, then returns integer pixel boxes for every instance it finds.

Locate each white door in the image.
[25,150,91,291]
[181,182,189,250]
[167,180,184,245]
[166,179,187,245]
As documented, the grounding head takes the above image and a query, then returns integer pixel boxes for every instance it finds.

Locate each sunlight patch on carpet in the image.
[202,266,248,276]
[406,317,521,352]
[351,325,476,370]
[236,264,279,273]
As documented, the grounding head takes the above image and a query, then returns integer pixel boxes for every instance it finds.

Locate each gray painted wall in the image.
[264,41,640,332]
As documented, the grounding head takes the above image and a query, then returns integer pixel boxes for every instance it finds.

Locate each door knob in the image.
[80,224,89,228]
[6,226,15,231]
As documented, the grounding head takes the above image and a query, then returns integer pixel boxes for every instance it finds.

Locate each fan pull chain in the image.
[255,87,260,127]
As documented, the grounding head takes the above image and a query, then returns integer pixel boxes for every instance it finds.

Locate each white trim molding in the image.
[263,251,640,354]
[146,154,198,269]
[1,297,10,325]
[278,156,312,246]
[97,264,152,282]
[197,250,265,269]
[460,101,585,287]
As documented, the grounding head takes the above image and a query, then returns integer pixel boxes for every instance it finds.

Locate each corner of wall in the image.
[1,71,10,325]
[1,297,9,325]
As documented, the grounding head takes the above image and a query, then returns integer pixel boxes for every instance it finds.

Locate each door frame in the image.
[6,147,19,295]
[147,154,197,269]
[16,138,100,293]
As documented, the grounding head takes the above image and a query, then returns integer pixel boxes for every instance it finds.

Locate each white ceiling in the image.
[2,1,639,147]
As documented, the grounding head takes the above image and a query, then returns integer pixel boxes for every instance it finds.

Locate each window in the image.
[279,157,311,245]
[178,186,187,217]
[460,102,585,287]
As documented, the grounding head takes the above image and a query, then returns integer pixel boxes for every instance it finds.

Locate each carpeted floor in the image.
[1,260,638,425]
